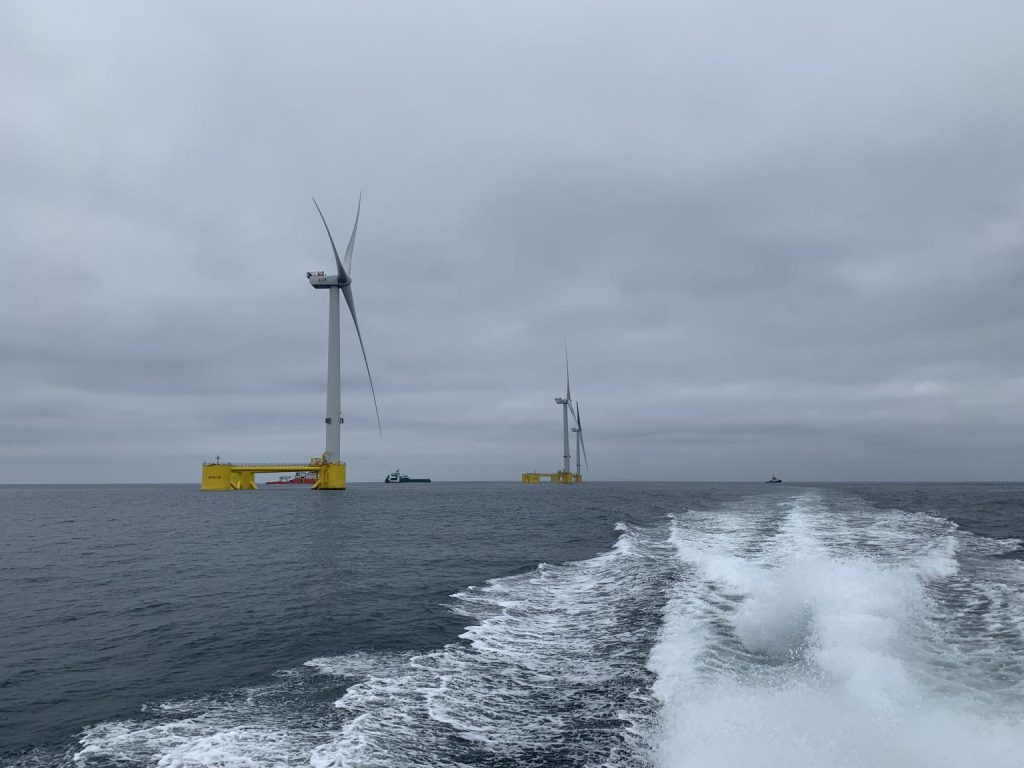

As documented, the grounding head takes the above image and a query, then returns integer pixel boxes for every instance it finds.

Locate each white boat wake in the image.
[64,491,1024,768]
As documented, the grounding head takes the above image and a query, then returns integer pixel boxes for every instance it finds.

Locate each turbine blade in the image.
[577,403,588,469]
[341,283,382,436]
[312,197,349,282]
[343,193,360,276]
[564,340,571,400]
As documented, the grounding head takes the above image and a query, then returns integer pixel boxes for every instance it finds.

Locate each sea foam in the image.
[648,494,1024,768]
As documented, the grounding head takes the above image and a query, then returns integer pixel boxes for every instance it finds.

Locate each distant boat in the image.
[267,471,317,486]
[385,468,431,483]
[766,475,782,484]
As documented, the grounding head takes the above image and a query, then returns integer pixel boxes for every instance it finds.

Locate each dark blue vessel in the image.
[385,468,431,483]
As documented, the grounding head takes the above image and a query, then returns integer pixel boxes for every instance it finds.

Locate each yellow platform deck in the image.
[201,460,346,490]
[521,471,583,484]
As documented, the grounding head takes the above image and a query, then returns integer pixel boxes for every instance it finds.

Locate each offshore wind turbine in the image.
[308,195,381,485]
[199,195,381,492]
[520,345,586,484]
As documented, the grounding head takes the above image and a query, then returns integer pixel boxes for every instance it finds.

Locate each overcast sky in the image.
[2,0,1024,483]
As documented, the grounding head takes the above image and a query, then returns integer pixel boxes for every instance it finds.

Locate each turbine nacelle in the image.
[555,397,569,405]
[307,271,350,289]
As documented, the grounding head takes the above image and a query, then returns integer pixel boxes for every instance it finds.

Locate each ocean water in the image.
[1,482,1022,767]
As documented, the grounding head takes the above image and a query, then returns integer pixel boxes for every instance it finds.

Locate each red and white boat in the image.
[266,472,317,486]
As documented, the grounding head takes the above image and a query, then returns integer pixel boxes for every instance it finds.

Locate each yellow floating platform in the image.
[521,471,583,484]
[201,459,346,491]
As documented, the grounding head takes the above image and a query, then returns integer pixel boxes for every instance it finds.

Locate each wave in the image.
[60,522,674,768]
[648,493,1024,768]
[32,490,1024,768]
[70,670,347,768]
[309,522,675,767]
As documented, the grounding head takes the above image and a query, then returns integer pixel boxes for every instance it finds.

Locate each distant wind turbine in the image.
[198,196,382,492]
[520,344,587,484]
[309,195,382,468]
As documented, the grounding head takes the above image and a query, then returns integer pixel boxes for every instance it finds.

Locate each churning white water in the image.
[648,494,1024,768]
[62,491,1024,767]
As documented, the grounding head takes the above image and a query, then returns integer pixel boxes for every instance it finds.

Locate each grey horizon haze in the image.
[2,1,1024,483]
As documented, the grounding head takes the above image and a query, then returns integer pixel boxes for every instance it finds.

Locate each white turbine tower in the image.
[554,345,572,475]
[308,196,381,484]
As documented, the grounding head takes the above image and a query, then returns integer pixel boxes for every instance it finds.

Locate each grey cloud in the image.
[2,0,1024,482]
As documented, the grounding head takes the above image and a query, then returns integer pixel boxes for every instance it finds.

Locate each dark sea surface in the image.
[2,482,1022,767]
